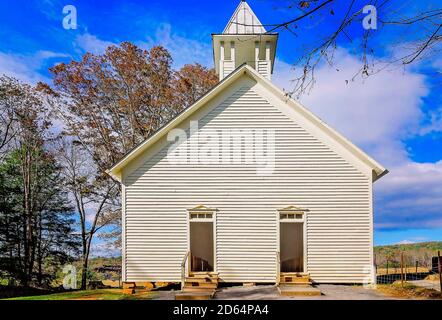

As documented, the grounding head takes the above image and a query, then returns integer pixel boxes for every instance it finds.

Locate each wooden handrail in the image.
[181,251,190,290]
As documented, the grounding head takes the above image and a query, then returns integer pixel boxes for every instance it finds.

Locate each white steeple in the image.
[223,0,266,34]
[212,0,278,81]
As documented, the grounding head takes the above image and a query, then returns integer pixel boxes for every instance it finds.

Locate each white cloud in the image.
[142,23,213,68]
[273,48,441,230]
[395,236,429,245]
[274,50,428,163]
[73,27,213,69]
[0,50,67,84]
[74,33,116,55]
[420,106,442,135]
[90,241,120,258]
[395,240,415,245]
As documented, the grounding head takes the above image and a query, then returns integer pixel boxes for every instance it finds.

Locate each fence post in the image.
[386,260,389,275]
[374,254,377,280]
[415,260,418,275]
[401,251,404,287]
[404,257,407,281]
[438,251,442,293]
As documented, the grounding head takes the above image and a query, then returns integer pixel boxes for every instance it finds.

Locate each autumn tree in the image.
[50,43,174,170]
[49,43,217,171]
[0,78,18,158]
[174,63,219,112]
[45,43,218,287]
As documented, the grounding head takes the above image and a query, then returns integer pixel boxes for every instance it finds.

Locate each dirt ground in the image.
[152,284,396,300]
[406,280,441,292]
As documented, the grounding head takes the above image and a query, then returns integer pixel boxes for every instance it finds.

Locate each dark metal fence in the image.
[374,250,442,292]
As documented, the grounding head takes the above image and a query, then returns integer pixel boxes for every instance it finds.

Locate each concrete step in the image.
[175,290,215,300]
[278,285,321,297]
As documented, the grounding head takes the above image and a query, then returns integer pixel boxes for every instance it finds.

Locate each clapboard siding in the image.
[123,83,372,283]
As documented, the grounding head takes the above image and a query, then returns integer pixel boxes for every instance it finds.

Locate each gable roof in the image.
[107,64,387,182]
[223,0,266,34]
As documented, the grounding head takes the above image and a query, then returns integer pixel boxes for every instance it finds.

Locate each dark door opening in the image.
[280,222,304,273]
[190,222,214,272]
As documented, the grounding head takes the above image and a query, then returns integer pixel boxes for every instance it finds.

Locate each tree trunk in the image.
[80,237,90,290]
[22,148,34,287]
[36,213,43,286]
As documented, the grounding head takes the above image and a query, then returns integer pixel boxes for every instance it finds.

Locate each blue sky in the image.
[0,0,441,250]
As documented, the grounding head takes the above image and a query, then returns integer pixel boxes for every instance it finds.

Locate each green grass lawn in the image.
[5,289,158,300]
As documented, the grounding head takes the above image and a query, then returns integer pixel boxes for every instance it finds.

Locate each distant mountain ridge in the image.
[375,241,442,251]
[374,241,442,268]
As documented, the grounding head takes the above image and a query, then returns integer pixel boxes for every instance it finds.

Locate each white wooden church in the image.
[108,0,387,298]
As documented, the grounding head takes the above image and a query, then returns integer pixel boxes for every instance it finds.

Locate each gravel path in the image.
[152,284,395,300]
[408,280,441,292]
[214,284,394,300]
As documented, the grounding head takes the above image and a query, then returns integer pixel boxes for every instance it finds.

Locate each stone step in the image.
[175,290,215,300]
[278,285,321,297]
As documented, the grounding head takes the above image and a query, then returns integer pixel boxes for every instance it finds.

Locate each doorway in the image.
[278,209,305,273]
[280,223,303,272]
[189,212,215,272]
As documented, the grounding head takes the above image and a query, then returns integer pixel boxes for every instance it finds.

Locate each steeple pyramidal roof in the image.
[223,0,266,34]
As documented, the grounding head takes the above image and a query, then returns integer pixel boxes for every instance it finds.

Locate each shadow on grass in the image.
[4,288,158,300]
[0,285,63,299]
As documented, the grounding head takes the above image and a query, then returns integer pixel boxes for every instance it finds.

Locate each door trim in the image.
[187,205,217,273]
[277,206,308,274]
